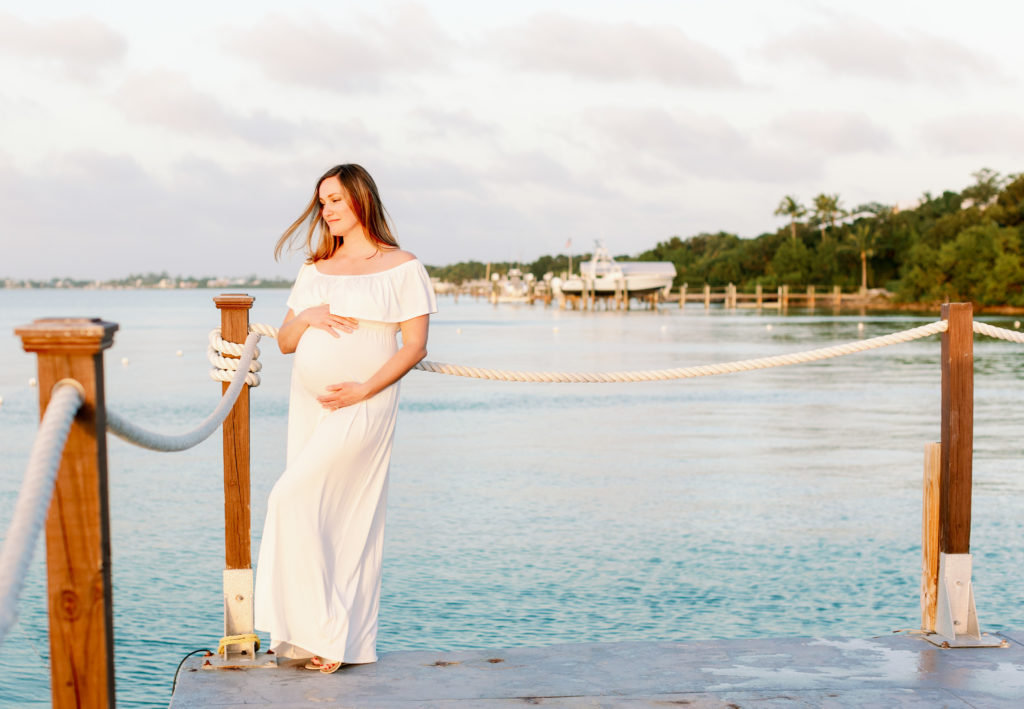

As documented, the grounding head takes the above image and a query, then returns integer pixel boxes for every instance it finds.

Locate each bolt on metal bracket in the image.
[925,553,1003,648]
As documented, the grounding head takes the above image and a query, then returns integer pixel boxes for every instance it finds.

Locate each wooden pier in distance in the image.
[551,283,872,312]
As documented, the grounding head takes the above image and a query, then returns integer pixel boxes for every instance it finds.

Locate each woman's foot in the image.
[320,659,344,674]
[303,656,323,670]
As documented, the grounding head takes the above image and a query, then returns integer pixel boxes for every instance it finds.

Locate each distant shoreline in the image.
[5,284,1023,316]
[1,278,293,290]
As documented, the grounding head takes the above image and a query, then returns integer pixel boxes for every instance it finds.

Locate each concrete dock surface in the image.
[170,630,1024,707]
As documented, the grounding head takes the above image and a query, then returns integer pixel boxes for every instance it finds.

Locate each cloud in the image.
[411,108,497,141]
[920,114,1024,155]
[490,13,742,87]
[114,70,308,148]
[768,111,894,154]
[589,108,818,182]
[761,17,997,85]
[111,70,381,151]
[224,5,452,91]
[0,152,311,280]
[0,12,126,81]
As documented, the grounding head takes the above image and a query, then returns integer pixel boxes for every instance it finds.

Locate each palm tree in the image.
[847,223,875,294]
[962,167,1006,208]
[812,193,844,241]
[774,195,806,242]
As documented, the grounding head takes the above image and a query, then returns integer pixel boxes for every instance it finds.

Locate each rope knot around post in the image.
[208,328,263,387]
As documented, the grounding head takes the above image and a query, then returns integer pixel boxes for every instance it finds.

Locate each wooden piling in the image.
[16,318,119,709]
[921,442,941,632]
[807,285,815,309]
[833,285,841,308]
[703,284,711,310]
[755,284,763,308]
[214,295,254,571]
[939,303,973,555]
[679,284,687,309]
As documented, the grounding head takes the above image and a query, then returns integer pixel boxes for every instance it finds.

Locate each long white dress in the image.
[254,259,437,663]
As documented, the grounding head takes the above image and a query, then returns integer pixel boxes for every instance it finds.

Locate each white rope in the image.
[248,322,280,338]
[208,329,263,386]
[107,332,260,451]
[243,320,952,382]
[410,321,949,382]
[972,321,1024,343]
[0,382,83,646]
[241,318,1024,384]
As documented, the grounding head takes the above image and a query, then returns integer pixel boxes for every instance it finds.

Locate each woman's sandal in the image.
[303,656,323,670]
[319,660,344,674]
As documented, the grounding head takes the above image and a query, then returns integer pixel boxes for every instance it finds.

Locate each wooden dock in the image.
[170,631,1024,707]
[12,303,1013,707]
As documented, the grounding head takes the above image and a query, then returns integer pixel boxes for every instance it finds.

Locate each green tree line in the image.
[427,169,1024,306]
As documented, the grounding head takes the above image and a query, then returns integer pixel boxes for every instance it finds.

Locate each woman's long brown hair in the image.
[274,164,398,263]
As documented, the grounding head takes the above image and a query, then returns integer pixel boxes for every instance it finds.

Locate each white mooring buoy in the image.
[28,377,37,388]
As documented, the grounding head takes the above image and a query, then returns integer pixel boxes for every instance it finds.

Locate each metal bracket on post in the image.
[203,569,276,669]
[926,553,1004,648]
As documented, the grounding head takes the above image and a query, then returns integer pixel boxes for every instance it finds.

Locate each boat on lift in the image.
[558,244,676,298]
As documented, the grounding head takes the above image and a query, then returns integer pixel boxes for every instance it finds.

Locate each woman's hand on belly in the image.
[316,381,371,410]
[300,304,359,337]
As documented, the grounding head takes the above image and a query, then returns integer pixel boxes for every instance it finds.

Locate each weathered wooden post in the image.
[807,285,815,309]
[928,302,998,647]
[832,285,841,308]
[16,318,118,708]
[940,302,972,556]
[755,284,763,309]
[212,294,259,663]
[679,283,687,309]
[703,284,711,310]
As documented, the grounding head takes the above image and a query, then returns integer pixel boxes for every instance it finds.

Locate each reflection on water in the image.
[1,290,1022,707]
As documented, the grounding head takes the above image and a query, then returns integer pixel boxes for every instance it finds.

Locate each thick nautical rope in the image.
[233,320,949,382]
[107,332,261,451]
[0,382,83,645]
[971,320,1024,343]
[209,319,1024,385]
[207,329,263,387]
[413,321,953,382]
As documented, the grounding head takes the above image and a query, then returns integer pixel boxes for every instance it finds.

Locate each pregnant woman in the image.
[254,164,437,674]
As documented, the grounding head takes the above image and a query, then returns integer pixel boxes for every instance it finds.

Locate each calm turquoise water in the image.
[1,290,1023,707]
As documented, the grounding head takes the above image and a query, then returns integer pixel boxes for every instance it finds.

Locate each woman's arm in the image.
[316,314,429,409]
[277,306,359,354]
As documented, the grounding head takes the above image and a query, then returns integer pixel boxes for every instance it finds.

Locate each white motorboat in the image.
[558,244,676,297]
[491,268,534,303]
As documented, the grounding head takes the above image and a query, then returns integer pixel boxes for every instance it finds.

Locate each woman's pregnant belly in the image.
[293,325,398,396]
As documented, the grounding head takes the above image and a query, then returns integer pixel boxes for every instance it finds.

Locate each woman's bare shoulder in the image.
[381,249,418,266]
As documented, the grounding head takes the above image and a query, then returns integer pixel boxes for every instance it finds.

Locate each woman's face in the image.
[318,176,361,237]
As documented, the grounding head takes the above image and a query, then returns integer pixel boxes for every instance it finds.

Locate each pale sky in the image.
[2,0,1022,279]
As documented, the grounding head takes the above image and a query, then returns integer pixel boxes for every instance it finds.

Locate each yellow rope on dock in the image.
[216,633,259,656]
